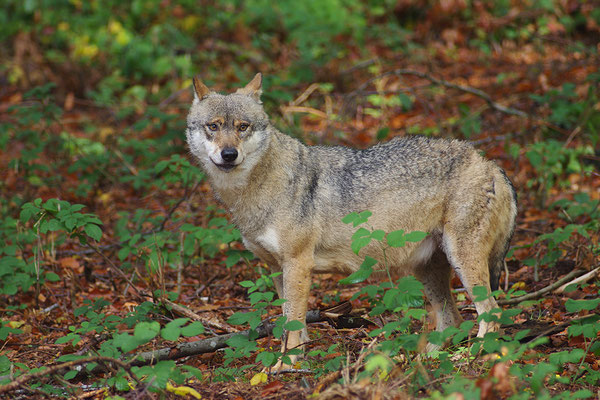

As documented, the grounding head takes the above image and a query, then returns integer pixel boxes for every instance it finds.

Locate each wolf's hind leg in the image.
[415,250,463,334]
[442,232,500,338]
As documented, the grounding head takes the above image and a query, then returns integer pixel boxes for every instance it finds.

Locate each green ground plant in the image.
[1,0,599,398]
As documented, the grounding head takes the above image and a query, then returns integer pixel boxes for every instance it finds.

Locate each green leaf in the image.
[118,247,131,261]
[154,160,169,173]
[114,376,130,391]
[228,311,252,326]
[181,321,205,336]
[472,286,491,302]
[365,353,392,373]
[565,298,600,312]
[113,332,139,353]
[341,212,359,225]
[526,150,543,168]
[134,321,160,343]
[351,227,371,240]
[340,267,371,285]
[55,333,80,345]
[84,224,102,241]
[356,211,372,226]
[339,256,377,285]
[20,203,39,223]
[48,219,62,231]
[284,320,304,331]
[398,93,414,110]
[386,230,405,247]
[376,127,390,140]
[64,216,77,231]
[370,229,386,241]
[161,318,189,341]
[343,211,372,227]
[404,231,427,242]
[514,329,531,341]
[64,369,77,380]
[45,272,61,282]
[572,390,594,399]
[351,236,371,255]
[225,252,241,268]
[256,351,277,367]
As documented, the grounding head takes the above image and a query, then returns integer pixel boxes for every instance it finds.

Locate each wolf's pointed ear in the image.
[236,73,262,103]
[193,76,211,101]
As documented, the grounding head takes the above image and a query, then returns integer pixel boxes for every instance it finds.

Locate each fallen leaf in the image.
[250,372,268,386]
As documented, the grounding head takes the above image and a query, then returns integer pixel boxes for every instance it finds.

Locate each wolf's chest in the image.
[241,226,283,267]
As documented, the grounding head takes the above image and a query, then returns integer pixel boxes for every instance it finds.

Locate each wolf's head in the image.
[186,73,270,180]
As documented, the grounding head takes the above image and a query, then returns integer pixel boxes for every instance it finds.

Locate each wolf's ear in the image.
[236,73,262,103]
[193,76,211,101]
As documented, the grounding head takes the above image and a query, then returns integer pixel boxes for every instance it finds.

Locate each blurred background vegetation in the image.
[1,0,599,398]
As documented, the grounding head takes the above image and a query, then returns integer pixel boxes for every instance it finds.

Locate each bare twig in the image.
[162,299,235,333]
[289,83,321,107]
[112,149,139,176]
[155,182,198,233]
[87,242,146,300]
[177,232,185,295]
[339,58,378,75]
[498,268,587,305]
[281,105,328,119]
[503,260,510,292]
[386,69,528,118]
[158,87,189,109]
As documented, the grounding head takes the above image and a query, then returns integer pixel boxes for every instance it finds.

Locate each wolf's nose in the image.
[221,147,238,162]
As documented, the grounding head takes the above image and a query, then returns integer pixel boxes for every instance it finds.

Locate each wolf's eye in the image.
[238,123,249,132]
[207,123,219,131]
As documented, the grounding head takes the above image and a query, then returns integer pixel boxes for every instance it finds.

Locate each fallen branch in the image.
[554,266,600,294]
[130,302,354,367]
[0,303,357,391]
[0,356,137,395]
[268,368,313,375]
[498,268,587,305]
[526,314,598,344]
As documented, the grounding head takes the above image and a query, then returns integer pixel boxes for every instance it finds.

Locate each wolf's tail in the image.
[489,172,517,292]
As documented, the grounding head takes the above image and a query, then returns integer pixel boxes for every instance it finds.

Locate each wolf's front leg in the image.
[273,270,309,344]
[270,251,313,372]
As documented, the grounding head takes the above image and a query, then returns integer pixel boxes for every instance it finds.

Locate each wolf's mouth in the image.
[213,161,237,172]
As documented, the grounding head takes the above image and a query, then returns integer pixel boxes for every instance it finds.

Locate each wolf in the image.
[185,73,517,369]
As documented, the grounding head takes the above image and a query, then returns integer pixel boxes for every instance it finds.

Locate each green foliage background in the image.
[0,0,599,398]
